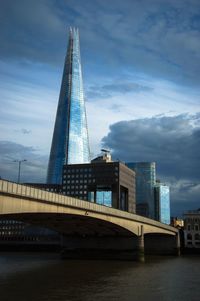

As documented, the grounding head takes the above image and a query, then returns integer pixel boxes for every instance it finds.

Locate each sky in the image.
[0,0,199,216]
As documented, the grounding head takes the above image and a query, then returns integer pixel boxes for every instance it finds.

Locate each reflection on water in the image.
[0,253,199,301]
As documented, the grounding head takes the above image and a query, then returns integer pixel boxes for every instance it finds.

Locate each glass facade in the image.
[126,162,156,219]
[47,28,90,184]
[154,184,170,225]
[96,190,112,207]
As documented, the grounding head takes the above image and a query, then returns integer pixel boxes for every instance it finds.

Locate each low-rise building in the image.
[184,209,200,248]
[171,217,184,228]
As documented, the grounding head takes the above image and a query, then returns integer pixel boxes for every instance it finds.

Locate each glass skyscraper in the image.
[47,28,90,184]
[126,162,170,223]
[154,183,170,225]
[126,162,156,219]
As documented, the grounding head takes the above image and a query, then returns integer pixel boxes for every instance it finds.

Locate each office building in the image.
[126,162,171,223]
[47,28,90,184]
[62,153,136,213]
[154,183,170,224]
[126,162,156,219]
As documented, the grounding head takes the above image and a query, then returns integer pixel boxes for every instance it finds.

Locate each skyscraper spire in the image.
[47,28,90,184]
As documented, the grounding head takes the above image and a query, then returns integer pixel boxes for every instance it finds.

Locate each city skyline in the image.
[0,0,199,216]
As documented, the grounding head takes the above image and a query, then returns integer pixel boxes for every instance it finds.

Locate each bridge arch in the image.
[0,212,137,238]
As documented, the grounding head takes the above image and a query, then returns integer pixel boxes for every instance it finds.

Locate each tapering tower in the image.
[47,28,90,184]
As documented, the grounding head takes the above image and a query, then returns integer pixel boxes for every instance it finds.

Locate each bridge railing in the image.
[0,179,177,233]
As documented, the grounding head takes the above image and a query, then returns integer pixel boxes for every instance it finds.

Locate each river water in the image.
[0,253,199,301]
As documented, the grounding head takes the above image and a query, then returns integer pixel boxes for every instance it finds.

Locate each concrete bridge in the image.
[0,180,179,260]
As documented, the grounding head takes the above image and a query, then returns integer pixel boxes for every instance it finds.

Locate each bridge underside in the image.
[0,213,179,259]
[0,213,134,237]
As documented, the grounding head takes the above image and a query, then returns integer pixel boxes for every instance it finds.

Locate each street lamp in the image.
[13,159,27,183]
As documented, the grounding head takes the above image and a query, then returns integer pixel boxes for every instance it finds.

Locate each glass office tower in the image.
[47,28,90,184]
[126,162,156,219]
[154,183,170,225]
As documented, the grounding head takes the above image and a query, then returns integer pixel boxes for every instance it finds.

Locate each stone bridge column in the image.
[137,225,145,262]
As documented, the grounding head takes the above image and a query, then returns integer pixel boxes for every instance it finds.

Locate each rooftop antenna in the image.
[101,149,110,153]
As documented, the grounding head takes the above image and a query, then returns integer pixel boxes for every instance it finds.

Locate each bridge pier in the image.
[137,225,145,262]
[175,232,181,256]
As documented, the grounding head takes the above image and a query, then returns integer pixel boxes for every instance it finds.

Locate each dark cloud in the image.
[0,141,48,183]
[102,113,200,215]
[0,0,65,65]
[86,82,152,100]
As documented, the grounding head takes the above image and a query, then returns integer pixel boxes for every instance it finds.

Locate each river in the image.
[0,253,199,301]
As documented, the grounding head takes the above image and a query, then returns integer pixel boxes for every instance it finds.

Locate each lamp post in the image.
[13,159,27,183]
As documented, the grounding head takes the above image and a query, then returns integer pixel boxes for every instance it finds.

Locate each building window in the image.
[195,234,200,240]
[187,224,191,231]
[195,224,199,231]
[187,233,192,240]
